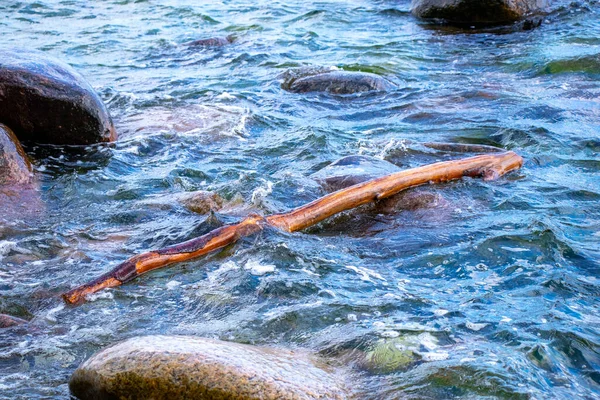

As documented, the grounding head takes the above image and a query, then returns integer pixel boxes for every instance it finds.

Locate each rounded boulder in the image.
[0,48,116,145]
[70,335,347,400]
[411,0,548,25]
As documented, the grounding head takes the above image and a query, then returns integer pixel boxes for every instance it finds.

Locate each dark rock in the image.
[311,155,401,192]
[186,35,235,47]
[282,69,395,94]
[0,123,32,185]
[0,313,28,328]
[70,335,346,400]
[411,0,548,25]
[0,48,116,145]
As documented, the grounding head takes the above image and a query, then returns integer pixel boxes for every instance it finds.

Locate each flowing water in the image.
[0,0,599,398]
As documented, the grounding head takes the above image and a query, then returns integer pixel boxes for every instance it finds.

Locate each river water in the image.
[0,0,599,398]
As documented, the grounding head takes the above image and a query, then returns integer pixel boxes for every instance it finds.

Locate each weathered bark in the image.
[62,151,523,305]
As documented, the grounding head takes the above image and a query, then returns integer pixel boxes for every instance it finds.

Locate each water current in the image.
[0,0,599,398]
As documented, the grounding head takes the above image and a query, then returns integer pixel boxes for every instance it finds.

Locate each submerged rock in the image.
[311,155,401,192]
[0,48,116,145]
[178,190,224,214]
[70,335,346,400]
[186,35,235,47]
[411,0,548,25]
[311,155,447,213]
[119,104,248,141]
[0,313,28,328]
[282,69,395,94]
[0,124,32,186]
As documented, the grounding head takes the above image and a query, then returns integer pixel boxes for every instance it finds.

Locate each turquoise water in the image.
[0,0,599,398]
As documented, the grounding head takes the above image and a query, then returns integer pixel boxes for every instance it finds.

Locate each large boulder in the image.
[70,335,347,400]
[282,69,395,95]
[0,123,32,185]
[411,0,548,25]
[0,48,116,145]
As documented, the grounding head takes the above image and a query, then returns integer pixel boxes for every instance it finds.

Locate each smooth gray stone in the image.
[284,70,395,94]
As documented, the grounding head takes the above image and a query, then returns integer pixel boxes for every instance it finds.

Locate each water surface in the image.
[0,0,599,398]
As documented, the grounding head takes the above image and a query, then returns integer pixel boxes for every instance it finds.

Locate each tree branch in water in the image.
[62,151,523,305]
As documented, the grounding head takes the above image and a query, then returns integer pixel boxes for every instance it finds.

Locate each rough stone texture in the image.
[282,70,395,94]
[411,0,548,24]
[0,123,32,185]
[70,335,346,400]
[0,48,116,145]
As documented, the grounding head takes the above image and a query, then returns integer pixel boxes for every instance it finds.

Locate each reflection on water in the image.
[0,0,599,398]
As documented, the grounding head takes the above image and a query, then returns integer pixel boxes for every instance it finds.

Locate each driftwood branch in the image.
[62,151,523,304]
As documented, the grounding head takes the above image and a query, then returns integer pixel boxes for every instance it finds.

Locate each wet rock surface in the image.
[0,123,32,186]
[70,335,347,400]
[186,35,235,47]
[0,313,28,329]
[282,69,395,94]
[411,0,548,25]
[0,48,116,145]
[311,154,448,215]
[0,123,43,221]
[178,190,225,214]
[311,155,401,192]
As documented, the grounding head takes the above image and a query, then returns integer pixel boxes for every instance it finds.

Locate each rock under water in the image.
[185,35,235,47]
[282,69,396,94]
[311,155,446,213]
[311,155,402,192]
[0,48,116,145]
[411,0,548,25]
[69,335,347,400]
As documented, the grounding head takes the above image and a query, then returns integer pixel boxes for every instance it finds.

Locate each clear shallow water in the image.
[0,0,599,398]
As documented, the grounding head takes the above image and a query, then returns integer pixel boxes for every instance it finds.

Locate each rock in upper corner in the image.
[282,68,396,95]
[0,123,32,186]
[0,48,116,145]
[411,0,548,25]
[70,335,347,400]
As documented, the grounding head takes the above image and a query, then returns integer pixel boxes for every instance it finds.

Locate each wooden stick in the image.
[62,151,523,304]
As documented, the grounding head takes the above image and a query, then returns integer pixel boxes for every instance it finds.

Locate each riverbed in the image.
[0,0,599,398]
